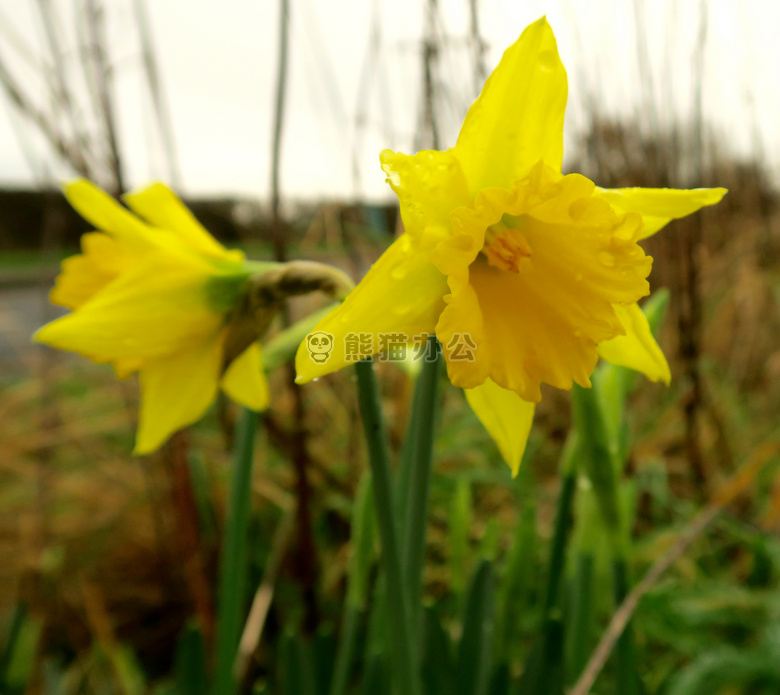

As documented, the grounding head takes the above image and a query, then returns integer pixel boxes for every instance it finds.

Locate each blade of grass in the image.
[421,606,454,695]
[0,602,27,689]
[355,358,420,695]
[570,442,780,695]
[519,437,579,695]
[448,478,473,611]
[495,501,536,663]
[456,560,496,695]
[572,384,638,693]
[330,474,376,695]
[279,631,317,695]
[567,553,595,681]
[612,557,639,695]
[174,622,208,695]
[212,408,260,695]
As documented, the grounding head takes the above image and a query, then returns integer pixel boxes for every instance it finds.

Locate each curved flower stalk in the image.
[35,180,352,454]
[295,17,726,474]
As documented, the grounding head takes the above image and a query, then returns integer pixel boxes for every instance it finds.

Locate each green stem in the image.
[520,457,578,695]
[212,408,259,695]
[543,469,577,617]
[612,556,639,695]
[395,371,422,523]
[329,606,360,695]
[355,359,420,695]
[568,552,595,680]
[402,338,442,635]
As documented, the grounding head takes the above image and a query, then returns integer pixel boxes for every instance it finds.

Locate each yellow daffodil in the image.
[295,17,726,474]
[36,180,272,454]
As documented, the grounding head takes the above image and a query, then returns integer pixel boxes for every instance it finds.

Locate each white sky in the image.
[0,0,778,202]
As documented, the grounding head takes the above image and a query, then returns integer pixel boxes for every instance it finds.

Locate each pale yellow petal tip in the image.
[32,322,61,348]
[707,187,728,203]
[521,15,553,39]
[31,325,47,345]
[656,356,672,386]
[294,345,317,384]
[62,178,104,205]
[61,177,90,195]
[123,181,179,207]
[133,434,165,456]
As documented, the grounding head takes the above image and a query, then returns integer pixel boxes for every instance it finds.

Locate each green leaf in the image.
[1,606,41,694]
[571,385,622,542]
[591,289,670,471]
[495,501,536,662]
[347,474,377,610]
[516,618,565,695]
[567,553,596,683]
[212,408,260,695]
[279,632,317,695]
[360,655,391,695]
[174,622,209,695]
[421,607,454,695]
[457,560,496,695]
[449,478,473,606]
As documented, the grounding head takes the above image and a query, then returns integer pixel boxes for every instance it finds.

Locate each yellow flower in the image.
[35,180,270,454]
[295,17,726,474]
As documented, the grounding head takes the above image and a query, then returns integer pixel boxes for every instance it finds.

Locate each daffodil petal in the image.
[597,302,670,384]
[135,335,223,454]
[35,253,222,362]
[123,182,232,258]
[64,179,155,253]
[464,378,535,476]
[435,173,651,402]
[221,342,270,411]
[295,234,448,382]
[50,232,132,310]
[113,359,142,380]
[379,149,470,245]
[596,187,727,239]
[454,17,567,192]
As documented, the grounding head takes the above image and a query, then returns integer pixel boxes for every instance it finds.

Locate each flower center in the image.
[482,217,532,273]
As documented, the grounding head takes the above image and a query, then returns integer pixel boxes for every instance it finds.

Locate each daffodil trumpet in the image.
[295,17,726,474]
[34,180,353,454]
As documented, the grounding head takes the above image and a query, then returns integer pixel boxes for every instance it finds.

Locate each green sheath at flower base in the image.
[295,16,727,475]
[34,180,352,454]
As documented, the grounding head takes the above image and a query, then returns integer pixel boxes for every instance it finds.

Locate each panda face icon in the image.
[306,331,334,363]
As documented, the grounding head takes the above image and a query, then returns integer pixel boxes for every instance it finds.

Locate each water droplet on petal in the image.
[391,266,408,281]
[598,251,616,267]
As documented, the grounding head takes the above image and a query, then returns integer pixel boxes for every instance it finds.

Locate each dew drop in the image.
[391,266,408,281]
[598,251,616,267]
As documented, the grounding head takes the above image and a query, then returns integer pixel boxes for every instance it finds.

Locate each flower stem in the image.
[355,359,420,695]
[212,408,259,695]
[401,338,442,636]
[612,555,640,695]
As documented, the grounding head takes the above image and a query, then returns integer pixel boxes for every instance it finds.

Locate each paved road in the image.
[0,283,67,377]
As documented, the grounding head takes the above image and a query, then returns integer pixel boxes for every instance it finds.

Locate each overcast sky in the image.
[0,0,778,202]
